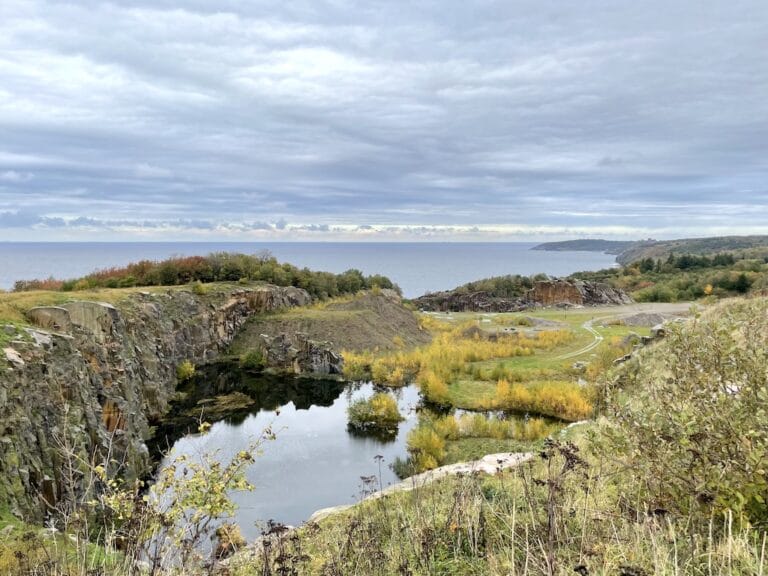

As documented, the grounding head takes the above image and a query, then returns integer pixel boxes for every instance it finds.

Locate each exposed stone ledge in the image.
[413,279,632,312]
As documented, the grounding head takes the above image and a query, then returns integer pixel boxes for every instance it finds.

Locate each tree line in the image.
[12,252,399,300]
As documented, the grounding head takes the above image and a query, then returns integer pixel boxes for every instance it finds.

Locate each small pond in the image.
[153,364,420,540]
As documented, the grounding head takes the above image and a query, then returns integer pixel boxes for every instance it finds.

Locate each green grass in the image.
[593,324,651,339]
[447,380,497,409]
[0,504,18,530]
[0,504,124,574]
[268,307,361,321]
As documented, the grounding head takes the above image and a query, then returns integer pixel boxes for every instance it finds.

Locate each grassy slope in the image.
[229,291,432,354]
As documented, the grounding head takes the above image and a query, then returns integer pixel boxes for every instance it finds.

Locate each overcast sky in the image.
[0,0,766,241]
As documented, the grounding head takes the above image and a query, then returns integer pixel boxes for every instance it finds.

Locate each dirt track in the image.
[557,301,696,360]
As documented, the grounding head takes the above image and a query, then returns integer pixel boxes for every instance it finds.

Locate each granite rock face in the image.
[0,285,310,519]
[412,290,529,313]
[527,280,633,306]
[413,279,632,312]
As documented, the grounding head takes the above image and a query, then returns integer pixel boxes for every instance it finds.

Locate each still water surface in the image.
[158,376,420,540]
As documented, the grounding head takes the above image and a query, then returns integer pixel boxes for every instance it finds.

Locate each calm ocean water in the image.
[0,242,617,298]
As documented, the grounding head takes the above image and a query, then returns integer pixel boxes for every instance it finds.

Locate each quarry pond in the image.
[152,365,421,540]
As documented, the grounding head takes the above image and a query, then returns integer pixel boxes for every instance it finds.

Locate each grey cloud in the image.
[0,0,766,239]
[40,216,67,227]
[292,224,331,232]
[69,216,101,226]
[248,221,274,231]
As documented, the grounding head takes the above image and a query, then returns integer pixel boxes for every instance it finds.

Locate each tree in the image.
[734,272,751,293]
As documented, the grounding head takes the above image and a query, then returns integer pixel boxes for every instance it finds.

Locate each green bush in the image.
[190,280,208,295]
[176,360,196,382]
[601,299,768,524]
[347,393,404,433]
[406,425,445,471]
[240,349,265,371]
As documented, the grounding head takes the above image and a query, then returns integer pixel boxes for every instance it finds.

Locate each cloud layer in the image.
[1,1,766,240]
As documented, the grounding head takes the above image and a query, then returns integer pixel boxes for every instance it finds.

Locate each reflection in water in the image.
[153,363,420,540]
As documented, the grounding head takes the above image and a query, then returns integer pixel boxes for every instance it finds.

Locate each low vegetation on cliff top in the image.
[417,273,549,299]
[10,251,398,300]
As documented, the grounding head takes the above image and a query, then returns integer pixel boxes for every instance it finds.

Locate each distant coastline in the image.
[531,239,638,256]
[533,235,768,266]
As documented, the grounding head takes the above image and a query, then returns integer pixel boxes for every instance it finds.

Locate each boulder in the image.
[260,332,343,375]
[24,329,53,348]
[3,347,25,368]
[651,324,667,339]
[27,306,72,331]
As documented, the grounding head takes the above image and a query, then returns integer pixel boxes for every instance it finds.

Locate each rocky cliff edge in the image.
[0,284,309,519]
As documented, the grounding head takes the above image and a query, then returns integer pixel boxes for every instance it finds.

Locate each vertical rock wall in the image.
[0,285,310,519]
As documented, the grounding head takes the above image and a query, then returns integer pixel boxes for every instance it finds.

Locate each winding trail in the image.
[556,317,606,360]
[555,302,695,361]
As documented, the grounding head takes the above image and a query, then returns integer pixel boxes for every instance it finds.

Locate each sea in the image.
[0,242,617,298]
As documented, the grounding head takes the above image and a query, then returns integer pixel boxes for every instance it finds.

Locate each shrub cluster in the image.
[176,359,196,382]
[239,349,266,371]
[346,392,404,434]
[494,379,593,421]
[450,273,549,298]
